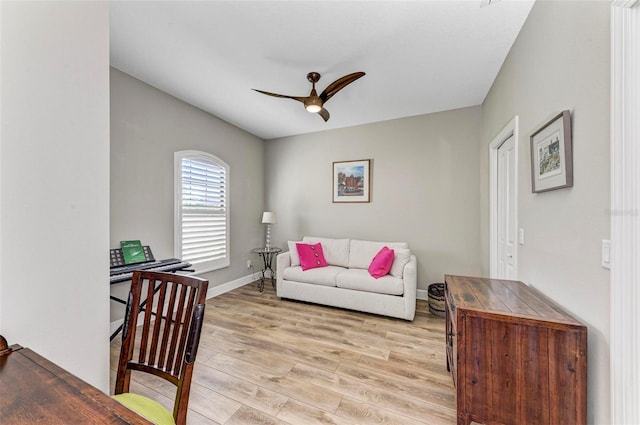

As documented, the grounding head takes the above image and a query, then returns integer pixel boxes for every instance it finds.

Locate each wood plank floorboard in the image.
[110,280,456,425]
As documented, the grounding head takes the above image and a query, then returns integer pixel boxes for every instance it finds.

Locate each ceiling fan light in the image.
[305,104,322,113]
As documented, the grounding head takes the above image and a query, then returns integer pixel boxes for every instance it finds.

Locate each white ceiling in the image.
[110,0,535,140]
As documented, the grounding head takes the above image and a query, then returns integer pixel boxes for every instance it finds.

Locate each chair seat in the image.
[112,393,175,425]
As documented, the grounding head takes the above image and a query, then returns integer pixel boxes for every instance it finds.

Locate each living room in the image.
[1,1,634,424]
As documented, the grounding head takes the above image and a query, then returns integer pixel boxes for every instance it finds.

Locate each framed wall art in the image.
[333,159,370,203]
[530,110,573,193]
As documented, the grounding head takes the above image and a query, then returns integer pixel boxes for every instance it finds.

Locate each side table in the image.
[252,247,282,292]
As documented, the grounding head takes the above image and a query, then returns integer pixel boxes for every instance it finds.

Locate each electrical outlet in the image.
[246,260,252,269]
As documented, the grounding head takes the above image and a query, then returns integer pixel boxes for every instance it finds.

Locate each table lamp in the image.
[261,211,277,250]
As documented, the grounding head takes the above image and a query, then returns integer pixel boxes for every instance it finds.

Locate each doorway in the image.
[489,116,518,279]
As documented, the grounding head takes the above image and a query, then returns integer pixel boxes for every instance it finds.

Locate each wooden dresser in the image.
[444,275,587,425]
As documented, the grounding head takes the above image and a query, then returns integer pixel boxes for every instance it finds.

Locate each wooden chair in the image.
[113,271,209,425]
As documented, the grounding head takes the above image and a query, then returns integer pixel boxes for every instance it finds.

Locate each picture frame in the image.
[333,159,371,203]
[530,110,573,193]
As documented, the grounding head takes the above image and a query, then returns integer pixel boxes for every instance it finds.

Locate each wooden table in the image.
[0,344,152,424]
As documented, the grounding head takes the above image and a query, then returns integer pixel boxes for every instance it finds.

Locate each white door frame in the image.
[610,1,639,423]
[489,116,519,279]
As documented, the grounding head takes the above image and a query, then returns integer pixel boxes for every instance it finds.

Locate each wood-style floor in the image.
[110,281,457,425]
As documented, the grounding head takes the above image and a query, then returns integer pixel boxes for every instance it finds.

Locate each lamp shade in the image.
[261,211,277,224]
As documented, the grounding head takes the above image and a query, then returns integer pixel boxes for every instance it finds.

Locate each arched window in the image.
[174,150,229,272]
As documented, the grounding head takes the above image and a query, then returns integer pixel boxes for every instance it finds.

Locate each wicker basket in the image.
[427,283,445,318]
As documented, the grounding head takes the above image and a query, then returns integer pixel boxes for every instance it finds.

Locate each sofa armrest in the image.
[276,251,291,294]
[403,255,418,296]
[402,255,418,320]
[277,251,291,270]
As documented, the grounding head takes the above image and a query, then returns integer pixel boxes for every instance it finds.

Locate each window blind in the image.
[177,153,229,271]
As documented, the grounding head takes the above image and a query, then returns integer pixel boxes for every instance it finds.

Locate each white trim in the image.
[109,318,125,337]
[489,116,519,279]
[417,288,428,300]
[204,272,261,299]
[611,2,640,424]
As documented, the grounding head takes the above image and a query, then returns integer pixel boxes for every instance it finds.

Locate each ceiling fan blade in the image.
[252,89,306,103]
[318,108,330,122]
[319,72,365,103]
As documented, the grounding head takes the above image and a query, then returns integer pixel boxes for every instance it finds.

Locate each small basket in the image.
[427,283,445,318]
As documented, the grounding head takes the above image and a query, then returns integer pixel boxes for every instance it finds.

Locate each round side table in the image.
[252,247,282,292]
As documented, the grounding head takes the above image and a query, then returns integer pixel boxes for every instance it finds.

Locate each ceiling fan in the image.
[253,71,365,122]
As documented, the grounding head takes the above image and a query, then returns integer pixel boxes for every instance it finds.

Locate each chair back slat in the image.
[173,288,196,377]
[155,301,168,369]
[167,284,188,374]
[148,278,168,366]
[122,291,134,341]
[157,281,179,370]
[114,271,208,425]
[137,276,157,364]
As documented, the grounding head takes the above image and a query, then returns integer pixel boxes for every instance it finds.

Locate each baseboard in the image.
[417,288,428,300]
[109,272,260,336]
[205,272,260,299]
[110,319,125,337]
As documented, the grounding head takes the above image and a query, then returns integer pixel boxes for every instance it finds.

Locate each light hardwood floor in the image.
[110,281,457,425]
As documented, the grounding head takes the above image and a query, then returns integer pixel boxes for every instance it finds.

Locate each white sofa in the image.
[276,236,417,321]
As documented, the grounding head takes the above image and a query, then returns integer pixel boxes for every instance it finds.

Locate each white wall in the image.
[110,68,265,322]
[265,106,483,288]
[0,1,110,390]
[480,2,610,423]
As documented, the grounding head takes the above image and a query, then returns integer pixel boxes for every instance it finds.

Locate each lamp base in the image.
[265,224,271,250]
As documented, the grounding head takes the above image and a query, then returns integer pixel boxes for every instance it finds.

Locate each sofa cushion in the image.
[287,241,302,266]
[368,246,395,278]
[348,239,409,269]
[296,242,328,271]
[303,236,350,267]
[336,269,404,296]
[282,265,344,287]
[389,248,412,278]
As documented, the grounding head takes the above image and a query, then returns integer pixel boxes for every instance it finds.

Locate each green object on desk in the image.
[120,240,146,264]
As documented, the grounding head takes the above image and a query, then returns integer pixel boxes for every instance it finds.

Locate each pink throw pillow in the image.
[296,242,328,271]
[368,246,395,278]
